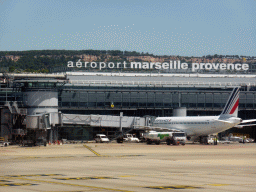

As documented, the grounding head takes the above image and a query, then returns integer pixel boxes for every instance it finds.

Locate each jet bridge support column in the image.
[48,128,53,144]
[119,112,123,132]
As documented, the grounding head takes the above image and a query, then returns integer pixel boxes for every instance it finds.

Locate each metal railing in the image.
[68,80,254,87]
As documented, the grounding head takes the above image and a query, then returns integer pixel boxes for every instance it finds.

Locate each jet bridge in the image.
[62,114,147,129]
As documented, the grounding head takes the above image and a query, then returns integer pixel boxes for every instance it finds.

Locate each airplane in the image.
[152,87,243,141]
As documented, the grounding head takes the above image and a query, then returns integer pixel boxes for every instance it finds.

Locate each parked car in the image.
[0,137,9,147]
[95,134,110,143]
[247,138,255,143]
[0,141,10,147]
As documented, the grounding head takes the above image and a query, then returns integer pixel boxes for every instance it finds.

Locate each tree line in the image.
[0,49,255,73]
[0,50,154,72]
[0,50,153,57]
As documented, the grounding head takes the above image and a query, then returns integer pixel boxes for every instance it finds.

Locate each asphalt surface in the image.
[0,142,256,192]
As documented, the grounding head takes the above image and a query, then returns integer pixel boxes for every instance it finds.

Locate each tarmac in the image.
[0,142,256,192]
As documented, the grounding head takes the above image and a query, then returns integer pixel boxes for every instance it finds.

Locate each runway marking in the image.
[12,156,41,159]
[82,155,142,158]
[0,180,10,182]
[117,155,144,157]
[146,185,202,189]
[12,156,75,160]
[46,156,75,159]
[44,191,86,192]
[54,176,117,180]
[118,175,137,178]
[0,183,38,187]
[83,145,101,156]
[4,177,132,192]
[5,174,65,177]
[145,183,232,190]
[10,154,143,160]
[207,184,231,186]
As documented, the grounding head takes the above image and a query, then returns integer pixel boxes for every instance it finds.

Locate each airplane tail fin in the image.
[219,87,239,119]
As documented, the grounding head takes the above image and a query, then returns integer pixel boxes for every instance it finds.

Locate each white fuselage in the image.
[153,116,242,137]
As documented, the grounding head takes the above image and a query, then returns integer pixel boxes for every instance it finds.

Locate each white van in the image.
[95,134,110,143]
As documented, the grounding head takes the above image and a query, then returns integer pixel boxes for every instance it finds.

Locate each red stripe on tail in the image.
[229,99,239,114]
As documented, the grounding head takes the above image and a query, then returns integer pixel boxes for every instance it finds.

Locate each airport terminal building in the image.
[1,72,256,142]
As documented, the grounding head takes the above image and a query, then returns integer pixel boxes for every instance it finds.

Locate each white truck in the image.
[144,131,186,145]
[123,134,140,143]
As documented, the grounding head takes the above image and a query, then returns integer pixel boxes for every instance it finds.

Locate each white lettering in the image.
[142,62,149,69]
[181,63,188,69]
[220,63,226,70]
[212,63,219,70]
[117,62,122,68]
[192,63,199,71]
[67,61,74,67]
[227,63,234,70]
[108,62,115,68]
[131,62,141,68]
[174,61,177,69]
[91,62,97,68]
[155,62,161,69]
[200,63,205,69]
[177,60,181,69]
[99,62,106,70]
[150,62,155,69]
[169,60,173,69]
[162,62,169,69]
[65,60,249,72]
[84,62,89,68]
[205,63,212,70]
[76,59,82,68]
[123,61,127,68]
[242,64,249,70]
[235,64,241,71]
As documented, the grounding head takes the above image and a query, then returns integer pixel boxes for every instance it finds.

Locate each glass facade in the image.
[1,81,256,119]
[58,85,256,119]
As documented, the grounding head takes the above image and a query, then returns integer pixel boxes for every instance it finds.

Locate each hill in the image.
[0,50,255,73]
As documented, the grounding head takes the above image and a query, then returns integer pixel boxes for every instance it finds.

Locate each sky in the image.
[0,0,255,56]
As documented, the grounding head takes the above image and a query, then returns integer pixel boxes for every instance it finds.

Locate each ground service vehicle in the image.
[95,134,110,143]
[207,136,220,145]
[144,131,186,145]
[123,134,140,143]
[0,137,10,147]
